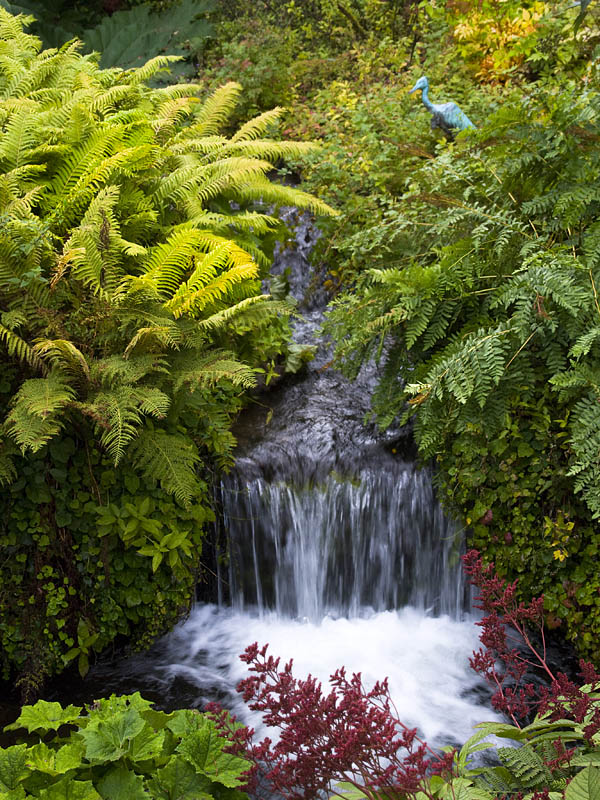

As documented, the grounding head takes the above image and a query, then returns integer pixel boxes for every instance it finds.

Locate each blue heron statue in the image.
[408,76,475,136]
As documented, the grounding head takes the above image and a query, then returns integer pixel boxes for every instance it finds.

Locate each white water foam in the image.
[155,603,495,747]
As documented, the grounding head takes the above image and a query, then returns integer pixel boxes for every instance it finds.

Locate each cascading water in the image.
[221,468,464,620]
[74,209,497,747]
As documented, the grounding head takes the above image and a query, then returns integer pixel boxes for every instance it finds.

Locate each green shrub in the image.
[0,693,249,799]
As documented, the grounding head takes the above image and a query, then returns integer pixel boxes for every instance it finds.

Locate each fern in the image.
[6,373,75,451]
[0,8,331,527]
[132,429,201,505]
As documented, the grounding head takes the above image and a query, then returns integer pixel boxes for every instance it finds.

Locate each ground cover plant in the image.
[0,692,251,799]
[0,8,333,698]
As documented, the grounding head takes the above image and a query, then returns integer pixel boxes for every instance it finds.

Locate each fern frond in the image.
[191,81,242,136]
[198,294,280,331]
[123,325,183,358]
[0,322,44,371]
[127,54,180,85]
[174,352,257,392]
[132,429,201,504]
[140,228,204,297]
[229,177,338,216]
[6,373,75,452]
[91,354,169,386]
[231,107,284,142]
[32,338,90,379]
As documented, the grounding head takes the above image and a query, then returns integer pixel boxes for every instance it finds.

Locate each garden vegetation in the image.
[2,0,600,797]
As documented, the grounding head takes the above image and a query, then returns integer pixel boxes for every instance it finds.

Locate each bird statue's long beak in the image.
[408,85,418,94]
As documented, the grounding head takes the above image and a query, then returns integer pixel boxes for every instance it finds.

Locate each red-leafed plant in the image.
[209,643,454,800]
[463,549,600,739]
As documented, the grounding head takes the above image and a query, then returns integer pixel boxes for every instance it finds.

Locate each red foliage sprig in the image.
[209,642,455,800]
[462,549,600,739]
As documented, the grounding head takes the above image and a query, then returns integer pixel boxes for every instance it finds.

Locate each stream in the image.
[46,209,496,748]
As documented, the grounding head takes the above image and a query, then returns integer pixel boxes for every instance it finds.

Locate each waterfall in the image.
[221,467,466,620]
[69,209,496,748]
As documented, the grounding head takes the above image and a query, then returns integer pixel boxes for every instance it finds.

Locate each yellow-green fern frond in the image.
[165,242,257,318]
[6,373,75,452]
[89,83,140,115]
[190,81,241,136]
[168,134,228,156]
[0,8,39,57]
[140,228,205,297]
[230,178,338,216]
[128,54,180,86]
[151,95,197,137]
[64,185,127,295]
[0,322,44,371]
[188,210,280,236]
[89,385,170,464]
[198,295,291,331]
[32,338,90,379]
[123,324,183,358]
[171,262,258,318]
[173,350,256,393]
[91,354,169,386]
[223,140,319,162]
[152,82,203,100]
[0,108,38,169]
[231,107,284,142]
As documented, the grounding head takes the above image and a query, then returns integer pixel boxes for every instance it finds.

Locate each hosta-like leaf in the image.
[37,777,102,800]
[146,756,212,800]
[97,765,147,800]
[79,708,145,763]
[565,766,600,800]
[0,745,28,791]
[4,700,82,734]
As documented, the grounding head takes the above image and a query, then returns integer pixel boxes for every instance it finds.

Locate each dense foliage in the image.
[324,77,600,660]
[196,0,600,664]
[0,8,332,696]
[0,692,250,798]
[0,0,215,76]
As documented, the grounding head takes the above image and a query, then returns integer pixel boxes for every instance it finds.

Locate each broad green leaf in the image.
[573,752,600,767]
[166,710,205,738]
[0,744,29,790]
[97,765,147,800]
[440,777,494,800]
[5,700,82,733]
[204,749,250,788]
[129,724,165,761]
[565,766,600,800]
[37,777,102,800]
[146,756,213,800]
[0,787,25,799]
[26,741,83,776]
[176,726,213,772]
[473,721,526,741]
[79,708,145,763]
[140,708,173,732]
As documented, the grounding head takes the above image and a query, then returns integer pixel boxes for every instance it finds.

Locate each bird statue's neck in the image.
[420,84,435,113]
